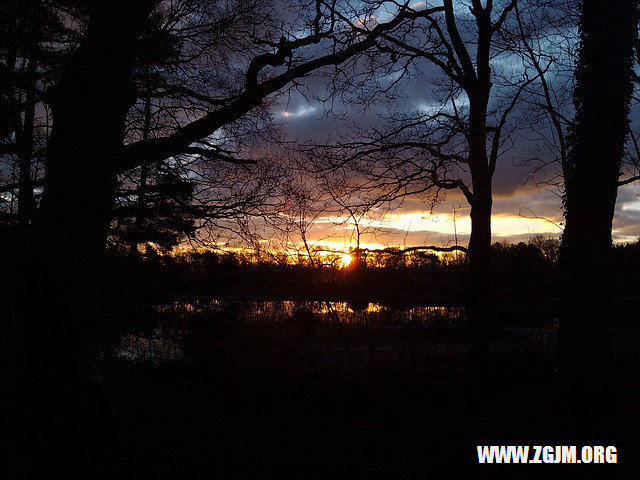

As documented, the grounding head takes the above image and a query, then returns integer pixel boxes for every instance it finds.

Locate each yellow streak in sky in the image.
[344,211,561,237]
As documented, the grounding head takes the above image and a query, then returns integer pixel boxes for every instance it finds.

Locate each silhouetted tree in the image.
[559,0,638,379]
[18,0,451,391]
[0,0,84,248]
[34,0,444,266]
[114,8,192,257]
[111,169,197,254]
[305,0,542,359]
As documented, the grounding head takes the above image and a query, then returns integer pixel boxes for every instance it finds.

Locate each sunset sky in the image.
[267,0,640,250]
[270,90,640,249]
[173,1,640,254]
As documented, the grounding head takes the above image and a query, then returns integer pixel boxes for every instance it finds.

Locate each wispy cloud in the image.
[280,104,318,119]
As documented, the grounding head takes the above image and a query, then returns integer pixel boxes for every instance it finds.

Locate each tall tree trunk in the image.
[468,178,492,362]
[466,82,493,365]
[559,0,637,382]
[22,0,158,390]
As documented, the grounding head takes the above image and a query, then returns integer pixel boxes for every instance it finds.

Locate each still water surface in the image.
[116,298,567,364]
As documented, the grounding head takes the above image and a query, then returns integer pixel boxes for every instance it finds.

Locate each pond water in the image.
[157,299,467,325]
[115,298,566,364]
[114,297,640,369]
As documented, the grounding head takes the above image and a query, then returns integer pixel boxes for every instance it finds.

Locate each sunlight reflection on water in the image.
[118,299,611,364]
[114,298,639,365]
[115,299,468,362]
[161,298,466,325]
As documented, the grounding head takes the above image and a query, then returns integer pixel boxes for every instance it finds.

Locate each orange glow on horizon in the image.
[161,209,565,261]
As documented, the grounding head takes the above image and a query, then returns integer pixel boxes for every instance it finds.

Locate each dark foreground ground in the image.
[8,359,639,478]
[4,300,640,479]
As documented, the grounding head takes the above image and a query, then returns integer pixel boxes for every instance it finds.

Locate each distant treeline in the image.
[97,237,640,303]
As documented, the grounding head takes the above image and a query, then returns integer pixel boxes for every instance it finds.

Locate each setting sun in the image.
[340,253,353,268]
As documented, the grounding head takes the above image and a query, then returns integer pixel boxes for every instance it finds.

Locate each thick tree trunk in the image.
[38,1,156,264]
[468,184,492,361]
[466,83,492,364]
[22,0,158,390]
[559,0,637,382]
